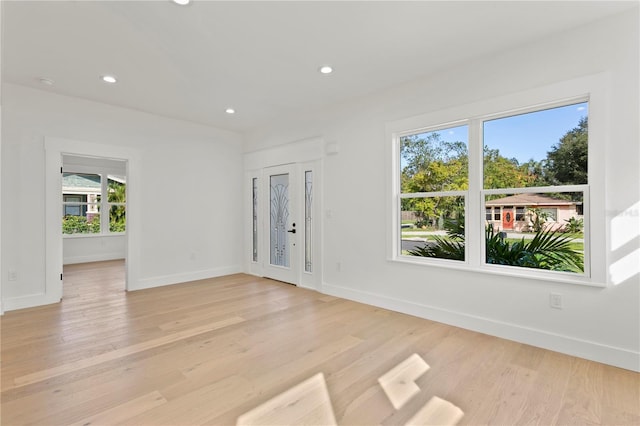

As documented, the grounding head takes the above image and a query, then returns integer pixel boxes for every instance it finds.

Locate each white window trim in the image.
[386,73,607,287]
[62,168,127,238]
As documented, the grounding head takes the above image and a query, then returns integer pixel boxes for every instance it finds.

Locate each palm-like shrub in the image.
[408,219,583,273]
[564,216,584,234]
[407,216,465,260]
[485,225,583,272]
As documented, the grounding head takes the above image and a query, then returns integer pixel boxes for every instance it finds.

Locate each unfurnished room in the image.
[0,1,639,425]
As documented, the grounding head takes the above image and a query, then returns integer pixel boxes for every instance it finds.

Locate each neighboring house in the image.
[62,173,126,222]
[62,173,100,221]
[485,193,582,232]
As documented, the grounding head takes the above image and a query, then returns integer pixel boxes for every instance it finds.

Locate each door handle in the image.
[287,228,296,234]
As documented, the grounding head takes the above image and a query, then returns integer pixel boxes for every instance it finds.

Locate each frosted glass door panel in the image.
[270,173,290,267]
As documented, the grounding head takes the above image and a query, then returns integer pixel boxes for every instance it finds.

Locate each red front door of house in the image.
[502,209,514,230]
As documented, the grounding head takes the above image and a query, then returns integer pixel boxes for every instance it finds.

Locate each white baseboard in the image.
[2,266,243,311]
[322,282,640,373]
[63,253,125,265]
[3,292,61,312]
[131,265,243,291]
[297,284,316,290]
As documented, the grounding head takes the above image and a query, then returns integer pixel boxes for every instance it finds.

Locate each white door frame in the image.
[244,137,324,291]
[44,137,139,306]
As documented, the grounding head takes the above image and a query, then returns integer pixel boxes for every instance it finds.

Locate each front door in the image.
[502,207,514,230]
[263,164,298,284]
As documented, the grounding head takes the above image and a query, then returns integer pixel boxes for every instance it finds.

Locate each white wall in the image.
[63,236,126,265]
[245,10,640,371]
[1,84,244,307]
[0,1,3,314]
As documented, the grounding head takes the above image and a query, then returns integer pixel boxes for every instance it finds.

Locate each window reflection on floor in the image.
[237,373,336,426]
[378,352,430,409]
[237,354,463,426]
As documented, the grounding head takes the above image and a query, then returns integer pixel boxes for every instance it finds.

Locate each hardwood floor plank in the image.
[555,358,605,425]
[2,366,184,425]
[11,316,245,389]
[69,390,168,426]
[2,260,638,425]
[236,373,337,426]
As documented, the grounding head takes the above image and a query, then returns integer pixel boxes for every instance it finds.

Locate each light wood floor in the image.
[1,260,638,425]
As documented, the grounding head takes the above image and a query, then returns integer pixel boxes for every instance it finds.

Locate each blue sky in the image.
[406,102,588,164]
[484,102,588,163]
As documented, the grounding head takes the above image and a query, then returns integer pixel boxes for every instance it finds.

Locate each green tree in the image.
[401,133,468,227]
[518,159,549,187]
[483,147,534,190]
[546,117,588,185]
[401,134,467,180]
[108,180,126,232]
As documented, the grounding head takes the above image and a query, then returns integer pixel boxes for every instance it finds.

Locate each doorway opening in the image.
[61,154,128,297]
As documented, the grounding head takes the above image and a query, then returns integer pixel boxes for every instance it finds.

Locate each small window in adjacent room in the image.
[62,172,126,235]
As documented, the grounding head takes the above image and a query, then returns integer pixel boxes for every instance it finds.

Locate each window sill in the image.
[63,232,126,239]
[389,255,605,288]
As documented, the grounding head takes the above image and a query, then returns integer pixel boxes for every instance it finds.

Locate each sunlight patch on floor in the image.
[237,373,336,426]
[237,354,464,425]
[378,353,430,410]
[406,396,464,426]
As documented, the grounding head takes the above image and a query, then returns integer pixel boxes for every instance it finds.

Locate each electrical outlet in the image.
[549,293,563,309]
[8,269,17,281]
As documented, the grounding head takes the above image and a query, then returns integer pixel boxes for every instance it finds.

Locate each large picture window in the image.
[396,99,589,277]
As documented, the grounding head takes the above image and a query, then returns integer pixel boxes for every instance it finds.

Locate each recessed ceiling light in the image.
[172,0,191,5]
[319,65,333,74]
[101,75,117,84]
[225,108,236,114]
[38,77,55,86]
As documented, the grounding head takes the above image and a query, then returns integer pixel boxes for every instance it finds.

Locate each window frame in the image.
[62,171,127,238]
[397,120,470,264]
[106,176,127,234]
[63,194,89,217]
[387,75,606,286]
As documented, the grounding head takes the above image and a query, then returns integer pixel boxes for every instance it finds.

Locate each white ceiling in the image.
[3,1,636,133]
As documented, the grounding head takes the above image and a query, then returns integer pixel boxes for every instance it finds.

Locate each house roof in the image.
[62,173,100,192]
[486,193,578,207]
